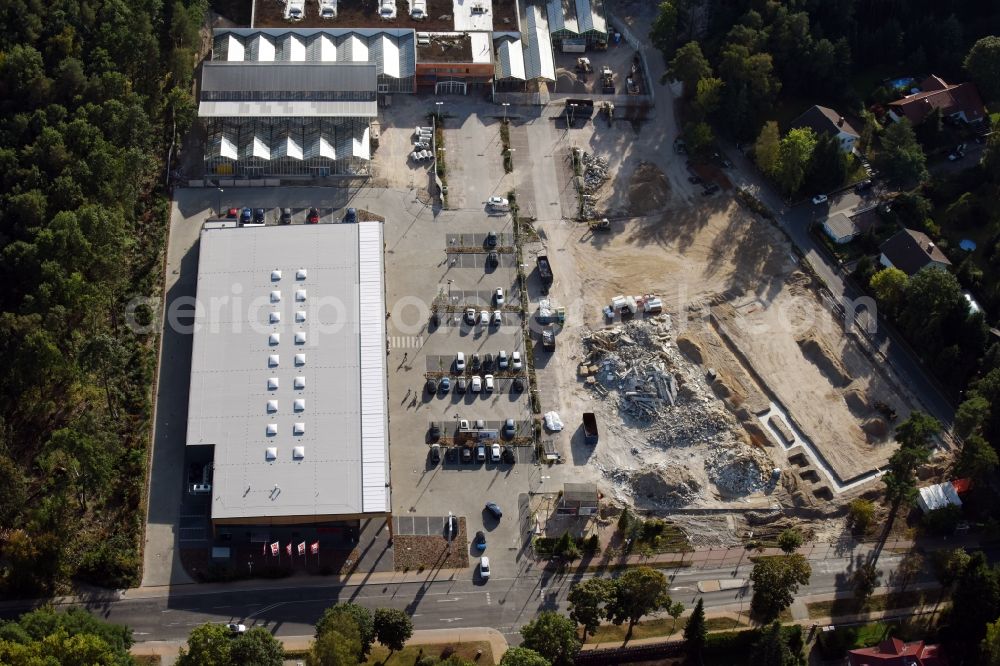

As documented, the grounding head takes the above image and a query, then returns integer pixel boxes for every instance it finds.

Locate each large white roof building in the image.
[186,223,389,525]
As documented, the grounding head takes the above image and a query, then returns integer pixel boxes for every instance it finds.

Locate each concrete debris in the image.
[581,317,773,509]
[579,151,610,220]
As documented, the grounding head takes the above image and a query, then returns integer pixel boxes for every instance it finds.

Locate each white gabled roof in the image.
[524,4,556,81]
[496,37,526,80]
[357,222,388,513]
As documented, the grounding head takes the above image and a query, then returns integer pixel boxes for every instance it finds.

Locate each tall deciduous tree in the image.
[519,611,580,666]
[749,622,796,666]
[956,434,998,481]
[869,267,908,316]
[876,119,928,185]
[964,36,1000,103]
[946,552,1000,662]
[776,127,817,194]
[668,41,712,97]
[982,617,1000,666]
[568,578,613,641]
[500,646,552,666]
[754,121,781,177]
[308,614,361,666]
[806,132,847,192]
[607,566,672,640]
[749,554,812,623]
[373,608,413,658]
[315,603,374,658]
[177,624,232,666]
[231,627,284,666]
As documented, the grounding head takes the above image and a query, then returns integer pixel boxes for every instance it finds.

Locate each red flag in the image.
[297,541,306,556]
[286,542,292,556]
[270,542,279,556]
[310,541,319,555]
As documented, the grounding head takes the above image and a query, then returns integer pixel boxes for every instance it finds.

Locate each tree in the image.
[876,120,928,185]
[945,552,1000,661]
[683,121,715,156]
[693,77,724,120]
[749,622,796,666]
[177,624,232,666]
[956,434,998,481]
[848,498,876,534]
[373,608,413,658]
[650,2,685,60]
[668,41,712,97]
[667,601,685,633]
[923,504,963,535]
[0,607,132,665]
[683,598,706,662]
[806,133,847,192]
[520,612,580,666]
[956,392,990,440]
[749,554,812,623]
[568,578,613,641]
[309,619,362,666]
[231,627,284,666]
[316,603,374,658]
[754,121,781,177]
[777,529,803,554]
[776,128,817,194]
[607,566,671,640]
[869,267,908,315]
[982,617,1000,666]
[500,646,552,666]
[965,36,1000,103]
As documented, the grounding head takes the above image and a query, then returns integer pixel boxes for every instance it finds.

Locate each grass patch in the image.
[587,618,681,643]
[806,588,937,619]
[365,641,494,665]
[573,559,694,574]
[815,616,941,660]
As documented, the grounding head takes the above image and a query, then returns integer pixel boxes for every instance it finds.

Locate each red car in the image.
[226,207,239,218]
[307,208,320,224]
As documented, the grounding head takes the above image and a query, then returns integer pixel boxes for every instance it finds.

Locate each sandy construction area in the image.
[538,199,917,509]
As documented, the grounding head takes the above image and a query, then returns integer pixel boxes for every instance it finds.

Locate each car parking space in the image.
[448,252,518,270]
[446,232,513,248]
[441,288,521,308]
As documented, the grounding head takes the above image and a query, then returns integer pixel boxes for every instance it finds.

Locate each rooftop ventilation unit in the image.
[268,354,280,367]
[271,270,282,281]
[268,377,280,390]
[270,290,281,303]
[294,376,306,389]
[296,269,307,280]
[294,398,305,412]
[270,312,281,324]
[266,423,278,436]
[269,333,281,345]
[265,447,277,461]
[293,446,305,459]
[295,353,306,366]
[293,422,305,435]
[295,332,307,344]
[296,310,307,323]
[266,399,278,413]
[296,289,307,302]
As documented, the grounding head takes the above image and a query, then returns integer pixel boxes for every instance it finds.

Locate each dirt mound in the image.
[705,446,769,497]
[862,417,889,439]
[843,388,870,418]
[676,335,704,364]
[626,161,670,216]
[630,465,702,508]
[797,335,850,388]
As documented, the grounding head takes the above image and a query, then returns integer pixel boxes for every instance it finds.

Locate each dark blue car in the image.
[240,207,252,224]
[474,530,487,551]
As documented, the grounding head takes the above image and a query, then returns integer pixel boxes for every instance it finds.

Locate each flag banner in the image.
[310,541,319,555]
[286,543,292,556]
[270,542,279,556]
[298,542,306,556]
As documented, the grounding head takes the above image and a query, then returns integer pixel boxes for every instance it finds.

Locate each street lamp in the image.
[435,101,444,121]
[502,102,510,122]
[217,187,224,217]
[568,103,579,127]
[506,147,516,170]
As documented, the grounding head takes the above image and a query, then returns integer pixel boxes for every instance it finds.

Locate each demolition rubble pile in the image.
[577,150,609,220]
[581,317,772,508]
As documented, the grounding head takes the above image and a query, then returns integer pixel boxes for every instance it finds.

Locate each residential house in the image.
[848,637,947,665]
[878,228,951,276]
[822,212,858,244]
[887,74,986,125]
[558,483,599,516]
[789,105,860,153]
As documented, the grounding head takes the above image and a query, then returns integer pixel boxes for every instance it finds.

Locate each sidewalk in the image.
[129,627,509,665]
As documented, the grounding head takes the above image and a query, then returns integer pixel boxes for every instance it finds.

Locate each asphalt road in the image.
[9,547,924,644]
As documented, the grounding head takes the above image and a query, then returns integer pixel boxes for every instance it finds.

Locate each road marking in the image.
[486,592,492,605]
[440,617,463,623]
[436,598,462,603]
[669,586,695,592]
[246,602,284,617]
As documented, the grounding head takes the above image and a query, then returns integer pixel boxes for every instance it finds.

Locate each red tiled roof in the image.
[849,638,948,666]
[952,477,972,493]
[888,75,986,125]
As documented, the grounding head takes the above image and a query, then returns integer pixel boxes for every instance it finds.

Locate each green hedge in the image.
[704,625,804,665]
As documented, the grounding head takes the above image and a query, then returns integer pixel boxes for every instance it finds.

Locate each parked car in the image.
[484,374,495,392]
[280,207,292,224]
[485,502,503,519]
[227,207,240,218]
[494,288,504,306]
[486,231,498,247]
[491,443,502,462]
[461,447,473,463]
[428,424,441,442]
[471,376,482,393]
[439,377,451,393]
[854,179,873,193]
[343,207,357,223]
[811,194,828,205]
[511,351,522,370]
[456,377,467,394]
[479,310,490,325]
[475,419,485,429]
[240,207,253,224]
[476,444,487,462]
[471,353,481,371]
[512,377,525,392]
[430,444,441,463]
[253,208,266,224]
[492,311,502,326]
[480,556,491,579]
[487,251,499,267]
[455,352,466,371]
[483,353,494,371]
[465,308,477,325]
[503,418,516,439]
[227,623,247,634]
[474,530,487,551]
[487,196,509,211]
[498,350,509,369]
[307,208,320,223]
[447,513,458,537]
[502,446,516,463]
